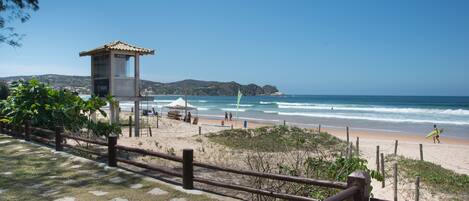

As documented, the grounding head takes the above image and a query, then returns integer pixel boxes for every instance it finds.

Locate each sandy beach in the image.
[114,112,469,200]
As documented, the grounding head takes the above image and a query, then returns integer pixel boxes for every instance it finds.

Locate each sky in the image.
[0,0,468,96]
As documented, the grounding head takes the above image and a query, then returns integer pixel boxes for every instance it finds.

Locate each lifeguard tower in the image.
[80,41,155,137]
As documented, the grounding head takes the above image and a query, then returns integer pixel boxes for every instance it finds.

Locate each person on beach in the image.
[229,112,233,121]
[187,112,192,123]
[225,112,228,121]
[433,124,441,144]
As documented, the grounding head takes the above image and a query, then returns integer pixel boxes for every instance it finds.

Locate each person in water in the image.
[433,124,441,144]
[224,112,228,121]
[229,112,233,121]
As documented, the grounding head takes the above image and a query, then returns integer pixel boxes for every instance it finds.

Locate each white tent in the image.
[164,97,196,110]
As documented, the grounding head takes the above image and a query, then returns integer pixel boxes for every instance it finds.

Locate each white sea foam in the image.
[197,100,208,103]
[237,116,281,122]
[197,107,210,111]
[277,112,469,125]
[275,102,469,116]
[198,114,225,118]
[227,104,253,107]
[221,108,246,112]
[263,110,278,114]
[259,101,274,104]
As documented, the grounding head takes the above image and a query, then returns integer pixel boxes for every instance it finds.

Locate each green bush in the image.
[209,126,381,200]
[0,78,120,136]
[208,126,345,153]
[390,155,469,195]
[0,82,8,100]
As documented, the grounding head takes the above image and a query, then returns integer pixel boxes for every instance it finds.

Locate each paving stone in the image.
[63,179,78,184]
[60,162,71,167]
[41,189,60,197]
[129,183,143,189]
[31,183,45,188]
[89,190,108,196]
[170,198,187,201]
[54,197,75,201]
[147,187,168,195]
[110,198,128,201]
[70,165,82,169]
[18,148,30,152]
[109,177,125,184]
[76,170,93,175]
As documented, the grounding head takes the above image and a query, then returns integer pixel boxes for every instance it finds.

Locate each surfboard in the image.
[426,129,443,138]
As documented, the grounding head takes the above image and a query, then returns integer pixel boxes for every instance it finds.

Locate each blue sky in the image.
[0,0,468,96]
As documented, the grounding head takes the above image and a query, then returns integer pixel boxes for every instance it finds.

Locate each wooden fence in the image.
[0,121,386,201]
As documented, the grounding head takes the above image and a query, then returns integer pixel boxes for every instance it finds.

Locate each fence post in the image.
[394,140,398,155]
[393,163,398,201]
[376,145,380,171]
[346,126,349,144]
[415,176,420,201]
[419,144,423,161]
[183,149,194,189]
[283,120,286,126]
[148,127,152,137]
[156,115,159,128]
[129,116,132,137]
[347,171,371,201]
[25,120,31,141]
[318,124,321,133]
[347,143,353,159]
[55,126,63,151]
[198,126,201,135]
[356,137,360,156]
[108,134,117,167]
[380,153,385,188]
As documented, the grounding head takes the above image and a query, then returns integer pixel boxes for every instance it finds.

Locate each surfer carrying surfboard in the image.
[432,124,441,144]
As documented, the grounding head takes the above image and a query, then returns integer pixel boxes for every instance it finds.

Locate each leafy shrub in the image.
[390,155,469,196]
[209,126,381,200]
[0,81,8,100]
[0,78,120,136]
[208,126,345,153]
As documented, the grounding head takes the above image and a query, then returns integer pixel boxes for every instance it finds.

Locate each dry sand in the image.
[115,113,469,200]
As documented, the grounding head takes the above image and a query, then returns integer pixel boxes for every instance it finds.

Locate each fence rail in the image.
[115,144,183,162]
[193,161,348,189]
[0,122,383,201]
[62,133,108,147]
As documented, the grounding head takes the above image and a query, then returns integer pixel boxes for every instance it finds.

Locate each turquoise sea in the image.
[112,95,469,139]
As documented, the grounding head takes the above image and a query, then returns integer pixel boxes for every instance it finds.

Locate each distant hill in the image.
[0,74,280,96]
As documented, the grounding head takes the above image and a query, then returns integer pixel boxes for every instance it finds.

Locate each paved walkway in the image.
[0,134,227,201]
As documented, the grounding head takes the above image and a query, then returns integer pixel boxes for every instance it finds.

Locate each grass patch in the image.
[207,126,382,200]
[0,134,216,201]
[389,155,469,198]
[208,126,346,152]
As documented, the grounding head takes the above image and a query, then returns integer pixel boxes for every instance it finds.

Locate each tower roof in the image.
[79,41,155,56]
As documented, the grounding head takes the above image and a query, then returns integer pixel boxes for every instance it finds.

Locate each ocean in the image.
[109,95,469,139]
